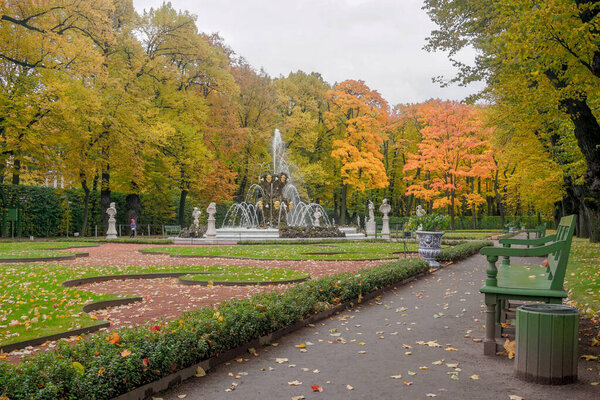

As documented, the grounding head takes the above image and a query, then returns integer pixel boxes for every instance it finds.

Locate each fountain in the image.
[173,129,366,242]
[221,129,332,230]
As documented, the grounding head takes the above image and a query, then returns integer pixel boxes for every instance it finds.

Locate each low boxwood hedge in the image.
[435,240,493,263]
[0,258,428,400]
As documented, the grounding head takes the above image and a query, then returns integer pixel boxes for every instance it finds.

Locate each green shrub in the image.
[436,240,492,263]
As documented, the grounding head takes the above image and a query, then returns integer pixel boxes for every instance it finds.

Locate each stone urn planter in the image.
[416,230,445,268]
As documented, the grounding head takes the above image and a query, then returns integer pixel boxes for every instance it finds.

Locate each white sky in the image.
[132,0,482,105]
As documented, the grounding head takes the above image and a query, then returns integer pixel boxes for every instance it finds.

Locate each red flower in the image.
[149,326,161,332]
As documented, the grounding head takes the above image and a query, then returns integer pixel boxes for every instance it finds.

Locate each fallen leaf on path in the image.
[177,395,187,399]
[390,374,403,379]
[311,385,323,392]
[275,358,288,364]
[504,339,516,360]
[291,396,305,400]
[346,384,354,390]
[195,367,206,377]
[508,396,525,400]
[426,394,437,397]
[470,374,480,380]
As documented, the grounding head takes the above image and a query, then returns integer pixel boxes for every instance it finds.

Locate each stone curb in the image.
[0,252,89,263]
[177,276,309,286]
[139,250,401,262]
[111,270,429,400]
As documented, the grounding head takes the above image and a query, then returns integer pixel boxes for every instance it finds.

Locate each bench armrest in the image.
[499,233,556,246]
[480,240,564,258]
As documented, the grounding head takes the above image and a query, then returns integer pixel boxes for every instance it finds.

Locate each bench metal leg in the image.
[484,297,498,356]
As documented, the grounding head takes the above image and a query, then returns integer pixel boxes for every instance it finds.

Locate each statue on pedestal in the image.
[379,199,392,239]
[106,202,118,239]
[366,200,376,237]
[206,202,217,239]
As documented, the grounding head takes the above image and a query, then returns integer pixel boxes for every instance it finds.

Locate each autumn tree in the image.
[273,71,333,203]
[403,100,495,229]
[324,80,389,224]
[424,0,600,241]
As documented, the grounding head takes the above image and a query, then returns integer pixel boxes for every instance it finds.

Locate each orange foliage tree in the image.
[403,100,496,228]
[324,80,389,224]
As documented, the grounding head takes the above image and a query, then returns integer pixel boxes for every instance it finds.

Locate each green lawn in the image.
[564,238,600,316]
[0,263,307,347]
[142,241,423,260]
[0,241,97,260]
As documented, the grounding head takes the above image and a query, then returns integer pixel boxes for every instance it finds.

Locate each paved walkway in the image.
[159,254,598,400]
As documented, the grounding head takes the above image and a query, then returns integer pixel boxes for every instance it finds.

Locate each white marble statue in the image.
[379,199,392,239]
[205,202,217,239]
[368,200,375,222]
[313,209,322,227]
[356,214,361,229]
[106,202,118,239]
[415,204,425,231]
[192,207,201,228]
[366,200,376,237]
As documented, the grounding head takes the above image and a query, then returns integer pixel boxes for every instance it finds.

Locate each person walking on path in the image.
[130,218,136,238]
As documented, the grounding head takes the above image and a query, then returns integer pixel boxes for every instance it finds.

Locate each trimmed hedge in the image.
[435,240,493,263]
[0,258,428,400]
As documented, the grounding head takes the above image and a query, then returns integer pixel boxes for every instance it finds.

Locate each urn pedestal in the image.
[416,230,444,267]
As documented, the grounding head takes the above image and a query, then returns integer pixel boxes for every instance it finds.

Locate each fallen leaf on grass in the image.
[120,349,131,357]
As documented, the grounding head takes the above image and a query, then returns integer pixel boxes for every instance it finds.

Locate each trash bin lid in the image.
[518,304,578,315]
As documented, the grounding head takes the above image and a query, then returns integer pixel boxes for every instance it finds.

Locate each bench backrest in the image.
[547,214,576,290]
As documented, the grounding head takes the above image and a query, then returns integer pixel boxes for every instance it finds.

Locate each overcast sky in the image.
[131,0,482,105]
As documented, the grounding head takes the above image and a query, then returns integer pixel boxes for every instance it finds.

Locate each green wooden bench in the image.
[523,224,546,241]
[478,215,576,355]
[163,225,181,236]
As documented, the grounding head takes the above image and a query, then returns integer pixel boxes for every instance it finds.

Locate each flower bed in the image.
[0,258,428,400]
[279,225,345,238]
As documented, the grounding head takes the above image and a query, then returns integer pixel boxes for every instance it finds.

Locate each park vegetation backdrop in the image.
[0,0,597,241]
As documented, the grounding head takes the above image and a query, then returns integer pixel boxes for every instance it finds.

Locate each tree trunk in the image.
[178,189,188,227]
[100,167,111,235]
[450,190,455,230]
[80,178,91,237]
[126,194,141,228]
[340,184,347,225]
[11,159,20,185]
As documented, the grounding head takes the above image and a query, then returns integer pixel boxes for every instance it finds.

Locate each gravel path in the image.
[155,253,599,400]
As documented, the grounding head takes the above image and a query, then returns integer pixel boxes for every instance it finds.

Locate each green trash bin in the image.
[515,304,578,384]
